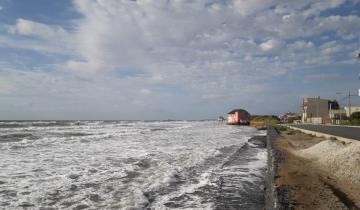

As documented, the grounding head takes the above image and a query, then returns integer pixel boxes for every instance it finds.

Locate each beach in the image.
[273,128,360,209]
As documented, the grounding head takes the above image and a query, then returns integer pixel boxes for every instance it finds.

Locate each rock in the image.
[68,174,80,180]
[69,184,78,191]
[73,204,89,210]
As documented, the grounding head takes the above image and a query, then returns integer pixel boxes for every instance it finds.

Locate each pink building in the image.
[227,109,251,125]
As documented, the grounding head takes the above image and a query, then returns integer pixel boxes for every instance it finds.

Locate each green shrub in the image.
[351,112,360,120]
[273,125,287,134]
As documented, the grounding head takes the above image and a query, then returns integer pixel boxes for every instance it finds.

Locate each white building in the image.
[344,106,360,117]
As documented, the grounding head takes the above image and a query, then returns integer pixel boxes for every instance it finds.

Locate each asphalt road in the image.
[291,124,360,141]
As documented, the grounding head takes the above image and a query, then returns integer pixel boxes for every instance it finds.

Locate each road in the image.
[290,124,360,141]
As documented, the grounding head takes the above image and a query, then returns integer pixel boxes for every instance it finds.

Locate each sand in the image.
[300,140,360,186]
[275,129,360,210]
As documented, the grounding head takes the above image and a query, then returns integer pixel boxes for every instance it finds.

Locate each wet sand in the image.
[275,129,360,210]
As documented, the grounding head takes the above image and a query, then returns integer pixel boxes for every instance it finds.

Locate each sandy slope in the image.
[275,129,360,210]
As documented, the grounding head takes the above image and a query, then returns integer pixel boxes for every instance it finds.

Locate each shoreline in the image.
[266,126,360,209]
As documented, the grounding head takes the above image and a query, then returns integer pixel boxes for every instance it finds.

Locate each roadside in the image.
[274,126,360,210]
[289,124,360,141]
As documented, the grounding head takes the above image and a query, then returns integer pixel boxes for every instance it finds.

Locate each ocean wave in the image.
[0,121,265,209]
[0,133,39,143]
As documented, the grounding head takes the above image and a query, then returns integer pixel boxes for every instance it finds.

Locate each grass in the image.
[273,124,287,134]
[250,116,280,128]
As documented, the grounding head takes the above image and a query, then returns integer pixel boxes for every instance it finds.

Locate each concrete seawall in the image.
[265,126,291,210]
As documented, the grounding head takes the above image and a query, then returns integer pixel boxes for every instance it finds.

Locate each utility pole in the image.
[349,91,351,121]
[337,91,357,123]
[329,102,332,124]
[316,96,319,124]
[336,92,342,123]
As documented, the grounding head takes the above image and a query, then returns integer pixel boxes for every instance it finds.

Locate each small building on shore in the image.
[227,109,251,125]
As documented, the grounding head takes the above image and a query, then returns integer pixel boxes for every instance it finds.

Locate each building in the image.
[344,106,360,117]
[227,109,251,125]
[329,109,347,124]
[279,112,301,123]
[302,97,339,124]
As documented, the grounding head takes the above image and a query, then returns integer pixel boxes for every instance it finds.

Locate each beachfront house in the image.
[227,109,251,125]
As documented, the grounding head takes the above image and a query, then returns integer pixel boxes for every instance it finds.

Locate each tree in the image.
[350,112,360,124]
[351,112,360,119]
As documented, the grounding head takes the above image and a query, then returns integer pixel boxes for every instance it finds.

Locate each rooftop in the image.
[227,109,249,114]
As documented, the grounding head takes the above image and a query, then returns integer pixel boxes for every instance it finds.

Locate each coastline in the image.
[266,126,360,210]
[265,127,291,210]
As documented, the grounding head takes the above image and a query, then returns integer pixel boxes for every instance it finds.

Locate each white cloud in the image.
[288,41,315,51]
[140,88,152,95]
[232,0,278,16]
[4,1,359,80]
[260,39,284,52]
[3,19,73,55]
[2,0,360,118]
[8,18,68,40]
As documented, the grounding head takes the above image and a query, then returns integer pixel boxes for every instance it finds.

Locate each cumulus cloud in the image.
[8,18,68,39]
[4,0,359,79]
[232,0,278,16]
[260,39,284,52]
[3,19,73,55]
[1,0,360,118]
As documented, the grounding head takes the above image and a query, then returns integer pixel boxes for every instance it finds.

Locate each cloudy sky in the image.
[0,0,360,120]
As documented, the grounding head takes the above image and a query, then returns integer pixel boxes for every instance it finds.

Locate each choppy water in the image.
[0,121,267,209]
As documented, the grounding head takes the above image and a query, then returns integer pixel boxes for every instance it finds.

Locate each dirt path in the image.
[275,129,360,210]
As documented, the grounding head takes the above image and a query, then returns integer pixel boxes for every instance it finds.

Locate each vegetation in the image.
[350,112,360,125]
[250,115,280,128]
[273,124,287,134]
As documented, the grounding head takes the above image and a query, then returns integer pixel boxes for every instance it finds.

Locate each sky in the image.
[0,0,360,120]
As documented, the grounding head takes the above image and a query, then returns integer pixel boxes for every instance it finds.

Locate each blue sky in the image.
[0,0,360,120]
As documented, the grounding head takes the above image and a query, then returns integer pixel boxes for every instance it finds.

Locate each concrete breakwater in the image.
[265,126,291,210]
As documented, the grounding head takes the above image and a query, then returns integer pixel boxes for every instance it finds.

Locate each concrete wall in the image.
[265,127,291,210]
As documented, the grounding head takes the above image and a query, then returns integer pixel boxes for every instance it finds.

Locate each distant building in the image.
[329,109,347,123]
[279,112,301,123]
[344,106,360,117]
[227,109,251,125]
[302,97,339,124]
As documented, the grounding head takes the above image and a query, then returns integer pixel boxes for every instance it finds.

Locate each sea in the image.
[0,120,267,210]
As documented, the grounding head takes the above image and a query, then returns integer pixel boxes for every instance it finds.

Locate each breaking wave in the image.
[0,121,266,209]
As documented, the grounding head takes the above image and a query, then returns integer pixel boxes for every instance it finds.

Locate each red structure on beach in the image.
[227,109,251,125]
